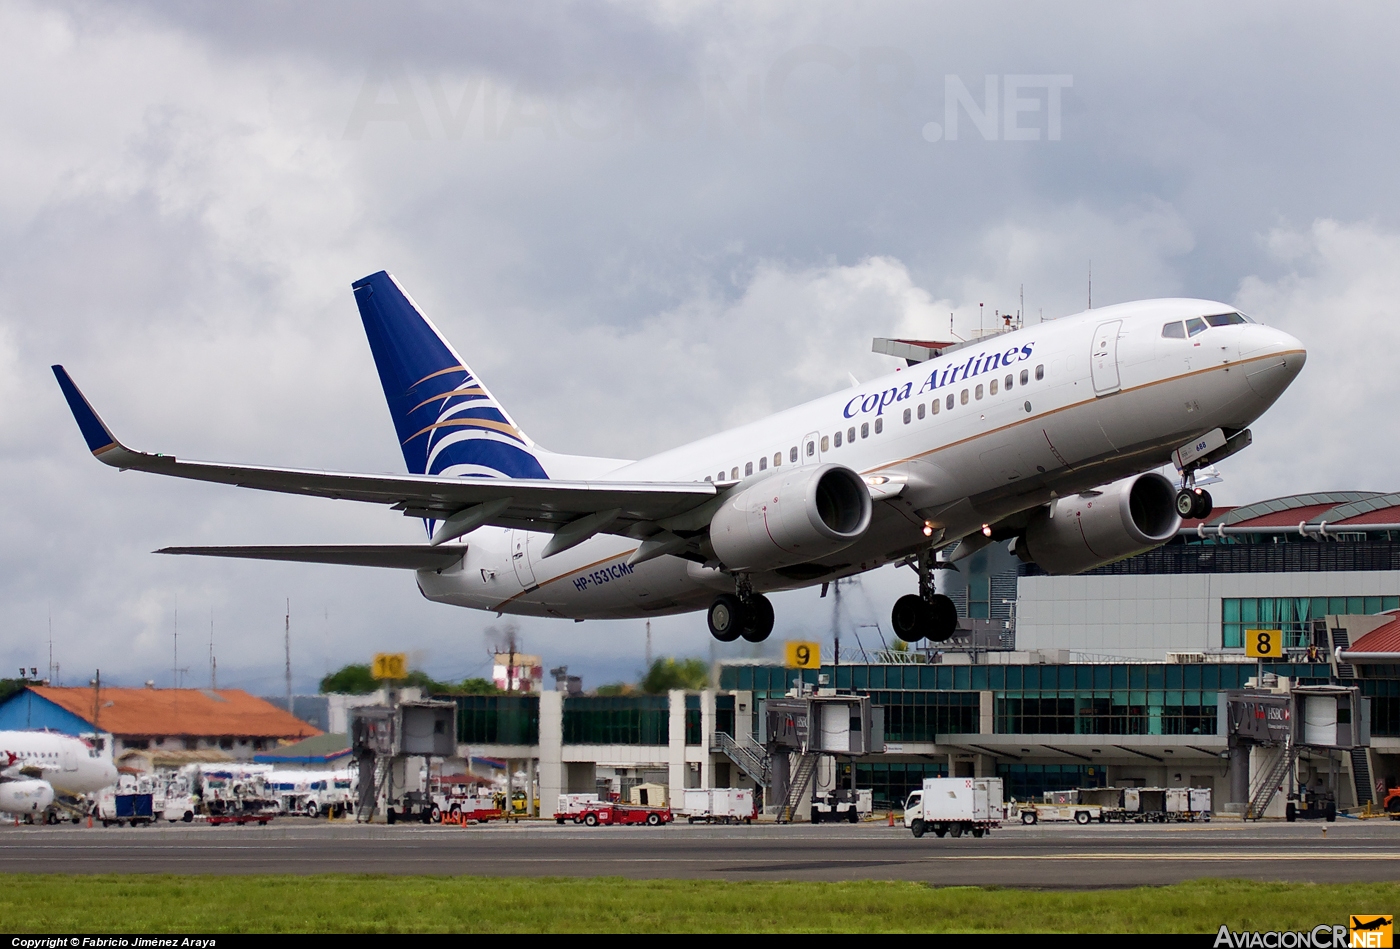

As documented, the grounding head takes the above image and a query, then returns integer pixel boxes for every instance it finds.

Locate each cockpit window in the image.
[1161,321,1186,339]
[1185,317,1208,337]
[1204,311,1248,327]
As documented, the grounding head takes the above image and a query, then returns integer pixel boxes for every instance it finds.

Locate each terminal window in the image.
[1222,595,1400,649]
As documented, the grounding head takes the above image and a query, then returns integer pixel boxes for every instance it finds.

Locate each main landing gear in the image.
[1175,486,1213,520]
[890,549,959,643]
[707,575,775,644]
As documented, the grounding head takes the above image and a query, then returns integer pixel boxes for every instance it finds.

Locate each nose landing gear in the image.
[891,549,959,642]
[1175,486,1213,520]
[707,574,775,643]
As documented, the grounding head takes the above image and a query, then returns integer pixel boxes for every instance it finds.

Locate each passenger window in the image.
[975,384,984,400]
[1161,321,1186,339]
[834,430,842,447]
[717,472,725,481]
[1005,374,1013,390]
[774,452,781,467]
[874,418,883,434]
[847,427,855,443]
[1035,364,1044,381]
[1020,369,1028,386]
[1204,312,1247,326]
[960,389,969,405]
[1186,317,1207,337]
[745,462,753,476]
[704,475,712,482]
[820,435,829,452]
[790,446,798,462]
[917,403,925,419]
[989,379,998,395]
[806,441,814,456]
[759,457,767,471]
[931,399,940,415]
[903,408,911,424]
[731,467,739,480]
[945,394,954,410]
[860,422,869,439]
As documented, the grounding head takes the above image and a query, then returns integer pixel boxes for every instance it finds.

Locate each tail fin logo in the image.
[353,271,549,480]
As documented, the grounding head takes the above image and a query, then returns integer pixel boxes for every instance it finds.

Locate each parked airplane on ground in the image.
[0,730,118,818]
[54,271,1305,644]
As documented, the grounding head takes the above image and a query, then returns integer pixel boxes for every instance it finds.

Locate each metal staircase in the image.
[1247,738,1298,820]
[712,731,770,786]
[777,753,820,824]
[356,756,391,822]
[1350,747,1375,807]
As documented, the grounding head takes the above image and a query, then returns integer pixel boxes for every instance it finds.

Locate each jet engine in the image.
[1017,472,1181,575]
[709,463,872,572]
[0,779,54,815]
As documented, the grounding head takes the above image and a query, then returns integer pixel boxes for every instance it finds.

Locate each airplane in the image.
[0,730,119,819]
[52,271,1306,644]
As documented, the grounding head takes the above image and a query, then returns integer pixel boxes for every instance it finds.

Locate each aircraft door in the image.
[801,431,822,465]
[1091,320,1123,395]
[61,745,77,772]
[510,530,537,588]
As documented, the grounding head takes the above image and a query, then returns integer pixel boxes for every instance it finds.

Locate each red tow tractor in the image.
[571,803,673,827]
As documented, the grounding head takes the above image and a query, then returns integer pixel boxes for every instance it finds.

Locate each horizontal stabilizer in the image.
[156,545,468,571]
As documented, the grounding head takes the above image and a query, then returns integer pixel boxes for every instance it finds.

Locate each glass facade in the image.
[855,760,948,808]
[998,764,1106,801]
[562,695,668,745]
[1221,596,1399,648]
[716,662,1331,739]
[451,695,539,745]
[1022,539,1400,576]
[1361,680,1400,737]
[685,694,702,746]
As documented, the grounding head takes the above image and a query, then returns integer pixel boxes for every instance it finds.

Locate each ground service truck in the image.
[904,777,1004,839]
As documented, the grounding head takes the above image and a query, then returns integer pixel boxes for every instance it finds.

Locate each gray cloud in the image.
[4,1,1400,690]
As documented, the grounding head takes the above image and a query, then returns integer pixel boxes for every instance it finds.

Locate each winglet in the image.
[51,365,122,456]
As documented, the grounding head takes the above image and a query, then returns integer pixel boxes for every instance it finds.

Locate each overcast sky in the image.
[4,1,1399,695]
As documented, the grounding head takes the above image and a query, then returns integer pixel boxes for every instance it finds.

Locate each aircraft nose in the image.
[1242,326,1306,397]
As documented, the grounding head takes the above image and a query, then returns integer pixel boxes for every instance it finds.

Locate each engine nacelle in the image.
[0,779,54,815]
[1019,472,1181,575]
[710,463,872,572]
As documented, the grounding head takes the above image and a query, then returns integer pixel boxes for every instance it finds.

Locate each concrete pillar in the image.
[538,691,563,818]
[734,691,754,741]
[1228,741,1249,806]
[668,689,686,797]
[700,689,716,789]
[979,691,994,734]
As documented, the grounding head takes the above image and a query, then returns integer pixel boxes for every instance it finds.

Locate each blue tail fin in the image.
[352,271,548,479]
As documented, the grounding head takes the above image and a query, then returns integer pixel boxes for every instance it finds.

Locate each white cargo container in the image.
[904,778,1003,839]
[1188,787,1212,818]
[679,788,755,824]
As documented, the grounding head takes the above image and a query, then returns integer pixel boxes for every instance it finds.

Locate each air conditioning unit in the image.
[1166,652,1206,664]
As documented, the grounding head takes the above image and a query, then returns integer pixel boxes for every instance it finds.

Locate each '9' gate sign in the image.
[785,641,821,669]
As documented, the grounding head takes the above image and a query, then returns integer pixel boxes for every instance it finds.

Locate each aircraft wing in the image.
[53,367,717,544]
[155,545,472,570]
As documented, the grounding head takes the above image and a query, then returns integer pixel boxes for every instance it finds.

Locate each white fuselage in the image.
[416,299,1305,620]
[0,730,119,797]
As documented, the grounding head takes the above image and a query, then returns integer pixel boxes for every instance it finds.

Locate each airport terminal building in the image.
[454,491,1400,816]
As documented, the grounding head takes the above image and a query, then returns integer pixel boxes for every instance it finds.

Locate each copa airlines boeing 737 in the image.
[53,271,1305,644]
[0,731,118,818]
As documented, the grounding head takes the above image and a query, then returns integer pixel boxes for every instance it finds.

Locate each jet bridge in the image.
[755,691,883,822]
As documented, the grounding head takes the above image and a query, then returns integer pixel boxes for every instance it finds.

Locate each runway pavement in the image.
[2,818,1397,887]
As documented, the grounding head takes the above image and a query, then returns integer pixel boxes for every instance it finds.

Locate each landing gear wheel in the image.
[1193,489,1213,520]
[741,594,775,643]
[707,594,746,642]
[892,594,932,641]
[1176,489,1196,517]
[926,594,958,642]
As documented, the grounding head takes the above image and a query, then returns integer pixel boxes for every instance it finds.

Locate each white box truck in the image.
[679,788,755,824]
[904,777,1003,839]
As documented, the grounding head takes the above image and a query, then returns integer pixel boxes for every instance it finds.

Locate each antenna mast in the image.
[284,599,292,716]
[209,608,217,691]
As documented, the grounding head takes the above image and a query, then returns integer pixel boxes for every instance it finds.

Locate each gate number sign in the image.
[785,641,821,669]
[372,652,408,680]
[1245,629,1284,659]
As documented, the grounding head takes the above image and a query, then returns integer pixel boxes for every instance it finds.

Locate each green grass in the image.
[1,876,1394,933]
